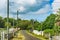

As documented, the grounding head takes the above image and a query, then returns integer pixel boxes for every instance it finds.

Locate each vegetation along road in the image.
[20,30,40,40]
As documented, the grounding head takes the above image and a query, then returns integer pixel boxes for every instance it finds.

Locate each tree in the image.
[0,16,5,28]
[36,24,42,31]
[44,29,54,36]
[4,18,17,27]
[34,20,40,30]
[54,9,60,35]
[17,20,30,30]
[29,19,35,30]
[27,24,33,30]
[5,22,11,28]
[55,8,60,23]
[42,14,56,30]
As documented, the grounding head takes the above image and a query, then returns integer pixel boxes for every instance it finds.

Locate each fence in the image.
[0,31,5,40]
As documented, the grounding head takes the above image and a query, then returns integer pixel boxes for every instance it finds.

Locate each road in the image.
[20,30,40,40]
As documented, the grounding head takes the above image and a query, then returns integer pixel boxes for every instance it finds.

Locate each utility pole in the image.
[32,20,34,30]
[31,19,34,32]
[41,23,42,36]
[7,0,9,40]
[13,15,15,27]
[17,10,19,27]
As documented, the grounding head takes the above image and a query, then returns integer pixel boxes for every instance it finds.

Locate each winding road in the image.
[20,30,40,40]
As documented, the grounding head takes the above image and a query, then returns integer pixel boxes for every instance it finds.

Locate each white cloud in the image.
[28,4,51,14]
[0,12,6,17]
[0,0,6,9]
[0,0,7,17]
[52,0,60,14]
[19,6,25,12]
[0,0,53,18]
[36,4,51,14]
[9,0,37,14]
[11,0,36,5]
[14,0,25,4]
[25,0,36,5]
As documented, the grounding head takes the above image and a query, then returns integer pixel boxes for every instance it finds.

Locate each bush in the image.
[44,29,54,38]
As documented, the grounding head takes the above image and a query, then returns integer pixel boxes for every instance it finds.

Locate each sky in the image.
[0,0,60,22]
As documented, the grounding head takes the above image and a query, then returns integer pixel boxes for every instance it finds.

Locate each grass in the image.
[11,31,25,40]
[0,28,7,39]
[26,30,47,40]
[0,28,25,40]
[0,28,7,33]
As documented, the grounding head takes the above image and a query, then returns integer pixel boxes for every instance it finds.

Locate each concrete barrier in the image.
[33,30,44,36]
[52,36,60,40]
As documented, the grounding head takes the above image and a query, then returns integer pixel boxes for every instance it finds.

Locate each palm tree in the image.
[55,9,60,23]
[55,9,60,35]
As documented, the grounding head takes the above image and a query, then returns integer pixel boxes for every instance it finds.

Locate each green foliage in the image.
[54,9,60,35]
[34,20,40,30]
[4,18,17,26]
[17,20,30,30]
[0,16,5,28]
[42,14,56,30]
[44,29,54,36]
[0,13,56,31]
[5,22,11,28]
[57,8,60,14]
[55,9,60,23]
[53,25,60,35]
[27,24,33,30]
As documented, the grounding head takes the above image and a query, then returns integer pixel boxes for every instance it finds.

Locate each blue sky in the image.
[0,0,60,22]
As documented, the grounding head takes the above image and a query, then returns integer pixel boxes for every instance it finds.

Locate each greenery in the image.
[26,30,46,40]
[42,14,56,30]
[0,9,60,39]
[0,13,56,30]
[0,14,57,33]
[44,29,54,36]
[11,31,25,40]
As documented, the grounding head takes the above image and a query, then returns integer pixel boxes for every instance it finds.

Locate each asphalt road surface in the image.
[21,30,40,40]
